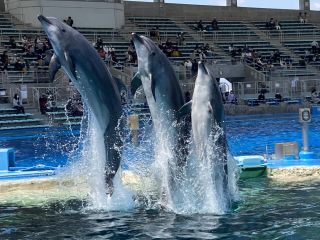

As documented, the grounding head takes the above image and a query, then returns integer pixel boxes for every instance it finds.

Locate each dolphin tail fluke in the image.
[178,100,192,118]
[131,72,142,96]
[49,54,61,81]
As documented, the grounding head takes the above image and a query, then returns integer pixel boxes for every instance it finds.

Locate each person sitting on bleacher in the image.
[275,20,281,30]
[299,12,306,24]
[9,36,17,49]
[197,20,204,31]
[311,89,320,104]
[39,94,48,115]
[65,98,83,117]
[95,36,104,49]
[311,40,319,54]
[275,93,283,102]
[46,95,57,112]
[12,94,25,114]
[227,91,237,104]
[258,92,266,103]
[211,18,219,30]
[1,51,9,71]
[268,18,275,30]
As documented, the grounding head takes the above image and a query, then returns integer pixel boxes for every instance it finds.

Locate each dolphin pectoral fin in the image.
[178,100,192,117]
[64,51,77,80]
[208,101,213,114]
[49,54,61,82]
[150,74,156,101]
[131,72,142,95]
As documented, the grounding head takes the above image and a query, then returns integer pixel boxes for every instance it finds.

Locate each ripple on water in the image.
[1,178,320,239]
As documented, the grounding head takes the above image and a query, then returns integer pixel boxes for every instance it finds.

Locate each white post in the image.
[302,122,309,151]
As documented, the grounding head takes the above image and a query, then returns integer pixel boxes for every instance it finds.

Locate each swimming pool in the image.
[1,113,320,239]
[1,113,320,167]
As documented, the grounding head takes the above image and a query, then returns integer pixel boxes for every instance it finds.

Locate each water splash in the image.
[138,118,239,214]
[65,111,135,211]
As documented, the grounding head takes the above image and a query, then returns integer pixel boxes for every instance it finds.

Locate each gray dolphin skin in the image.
[38,15,123,194]
[131,34,188,165]
[191,61,228,178]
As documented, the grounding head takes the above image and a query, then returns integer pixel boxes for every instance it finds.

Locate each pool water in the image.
[1,113,320,239]
[2,179,320,239]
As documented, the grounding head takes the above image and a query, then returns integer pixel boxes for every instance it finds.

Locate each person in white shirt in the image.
[12,94,25,114]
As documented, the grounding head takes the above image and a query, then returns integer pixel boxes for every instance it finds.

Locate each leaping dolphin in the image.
[38,15,123,194]
[131,34,189,166]
[182,61,228,187]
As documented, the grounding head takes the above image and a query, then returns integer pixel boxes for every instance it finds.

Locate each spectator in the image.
[39,94,48,114]
[1,51,10,70]
[269,18,275,29]
[311,40,319,54]
[275,20,281,30]
[99,47,107,60]
[176,32,185,46]
[46,95,57,112]
[14,58,26,74]
[311,89,320,104]
[304,12,308,23]
[299,12,305,23]
[197,20,204,31]
[66,16,74,27]
[12,94,25,114]
[211,18,219,30]
[95,36,103,49]
[155,26,160,42]
[258,92,265,102]
[65,98,83,116]
[299,56,306,66]
[9,36,17,48]
[275,92,282,102]
[227,90,237,104]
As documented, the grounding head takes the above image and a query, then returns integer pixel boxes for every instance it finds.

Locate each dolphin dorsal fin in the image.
[49,53,61,82]
[178,100,192,118]
[64,51,77,80]
[131,72,142,95]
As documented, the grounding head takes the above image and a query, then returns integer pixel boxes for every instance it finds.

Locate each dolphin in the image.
[38,15,123,194]
[186,62,228,189]
[131,34,189,166]
[191,62,226,155]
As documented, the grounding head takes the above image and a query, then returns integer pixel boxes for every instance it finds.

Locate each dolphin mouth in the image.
[198,61,209,75]
[132,33,153,53]
[131,33,144,45]
[38,15,52,26]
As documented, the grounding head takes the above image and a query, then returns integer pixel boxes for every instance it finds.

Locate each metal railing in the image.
[233,78,320,100]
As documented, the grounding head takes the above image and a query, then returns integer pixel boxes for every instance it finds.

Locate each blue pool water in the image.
[1,113,320,168]
[1,113,320,239]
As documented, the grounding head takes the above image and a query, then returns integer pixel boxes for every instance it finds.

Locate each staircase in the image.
[0,104,47,130]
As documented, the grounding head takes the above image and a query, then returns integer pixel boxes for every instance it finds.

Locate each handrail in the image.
[233,78,320,100]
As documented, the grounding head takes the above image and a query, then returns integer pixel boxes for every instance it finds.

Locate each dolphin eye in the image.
[62,29,66,33]
[151,52,156,56]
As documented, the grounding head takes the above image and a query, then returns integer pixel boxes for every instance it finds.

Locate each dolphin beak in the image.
[131,33,144,45]
[38,15,52,26]
[198,61,209,75]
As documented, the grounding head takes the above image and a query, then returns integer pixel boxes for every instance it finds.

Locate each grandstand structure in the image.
[1,0,320,129]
